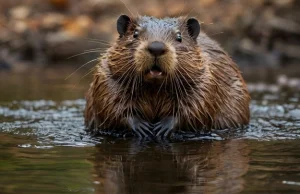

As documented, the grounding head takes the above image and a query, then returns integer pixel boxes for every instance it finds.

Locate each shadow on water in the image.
[0,68,300,194]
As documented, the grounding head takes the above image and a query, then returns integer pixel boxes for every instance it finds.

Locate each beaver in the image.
[84,15,250,138]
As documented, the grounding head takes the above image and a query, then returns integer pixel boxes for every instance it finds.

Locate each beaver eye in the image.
[133,30,139,38]
[176,32,182,42]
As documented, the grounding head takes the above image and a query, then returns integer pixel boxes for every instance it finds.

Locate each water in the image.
[0,68,300,194]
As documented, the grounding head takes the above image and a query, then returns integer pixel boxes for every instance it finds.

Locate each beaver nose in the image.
[148,41,167,56]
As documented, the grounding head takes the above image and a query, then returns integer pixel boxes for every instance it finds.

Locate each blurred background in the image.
[1,2,300,194]
[0,0,300,82]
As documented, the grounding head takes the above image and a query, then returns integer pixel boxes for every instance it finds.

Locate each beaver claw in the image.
[128,116,177,139]
[153,117,177,138]
[128,117,154,138]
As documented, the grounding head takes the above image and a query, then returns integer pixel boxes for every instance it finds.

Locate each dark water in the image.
[0,68,300,194]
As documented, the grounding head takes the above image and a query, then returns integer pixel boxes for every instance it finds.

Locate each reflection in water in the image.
[92,139,249,194]
[0,69,300,194]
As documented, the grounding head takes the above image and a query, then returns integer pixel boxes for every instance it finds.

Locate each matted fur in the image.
[84,16,250,136]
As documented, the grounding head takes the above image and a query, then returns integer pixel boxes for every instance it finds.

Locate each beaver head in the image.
[107,15,202,87]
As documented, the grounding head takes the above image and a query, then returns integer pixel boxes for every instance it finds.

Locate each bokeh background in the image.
[0,0,300,83]
[0,2,300,194]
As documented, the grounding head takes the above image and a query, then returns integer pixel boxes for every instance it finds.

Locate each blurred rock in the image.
[234,0,300,68]
[49,0,69,10]
[0,0,299,72]
[288,109,300,119]
[277,75,300,89]
[0,58,11,71]
[44,15,94,59]
[41,13,66,30]
[9,6,31,20]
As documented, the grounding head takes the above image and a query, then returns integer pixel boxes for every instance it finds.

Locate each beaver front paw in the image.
[153,117,177,138]
[127,116,154,138]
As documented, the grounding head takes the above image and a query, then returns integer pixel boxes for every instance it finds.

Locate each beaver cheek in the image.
[134,47,153,72]
[134,50,151,72]
[162,43,177,73]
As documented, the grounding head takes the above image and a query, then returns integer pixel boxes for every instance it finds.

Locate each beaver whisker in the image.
[69,66,98,90]
[109,58,135,80]
[115,66,136,117]
[176,71,190,98]
[138,68,143,87]
[173,73,185,98]
[104,60,137,92]
[176,67,197,94]
[171,74,181,135]
[97,64,132,95]
[176,62,199,89]
[169,74,181,118]
[86,38,113,46]
[156,77,167,95]
[84,48,109,53]
[121,66,137,96]
[129,66,139,118]
[107,61,136,107]
[174,71,192,98]
[87,40,112,47]
[65,58,99,80]
[81,66,97,80]
[67,50,106,60]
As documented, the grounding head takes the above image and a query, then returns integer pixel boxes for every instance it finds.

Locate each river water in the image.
[0,67,299,194]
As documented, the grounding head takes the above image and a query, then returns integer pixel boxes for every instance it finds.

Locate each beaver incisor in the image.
[84,15,250,138]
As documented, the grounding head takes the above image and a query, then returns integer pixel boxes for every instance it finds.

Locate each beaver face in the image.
[108,15,201,84]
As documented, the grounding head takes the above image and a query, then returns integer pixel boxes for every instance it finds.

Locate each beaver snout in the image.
[147,41,167,56]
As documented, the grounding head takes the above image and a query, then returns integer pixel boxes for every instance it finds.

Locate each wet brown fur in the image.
[84,16,250,136]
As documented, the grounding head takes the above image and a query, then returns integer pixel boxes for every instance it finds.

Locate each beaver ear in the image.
[117,15,131,37]
[187,18,200,41]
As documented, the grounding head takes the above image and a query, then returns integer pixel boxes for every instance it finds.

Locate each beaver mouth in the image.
[150,64,163,75]
[145,62,165,79]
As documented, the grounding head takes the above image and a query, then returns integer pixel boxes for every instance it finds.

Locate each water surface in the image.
[0,68,299,194]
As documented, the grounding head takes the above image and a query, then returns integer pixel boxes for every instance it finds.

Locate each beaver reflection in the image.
[92,139,249,194]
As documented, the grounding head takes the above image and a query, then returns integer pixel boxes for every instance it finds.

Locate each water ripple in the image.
[0,99,101,147]
[0,94,299,147]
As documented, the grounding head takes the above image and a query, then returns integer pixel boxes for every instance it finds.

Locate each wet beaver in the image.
[84,15,250,138]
